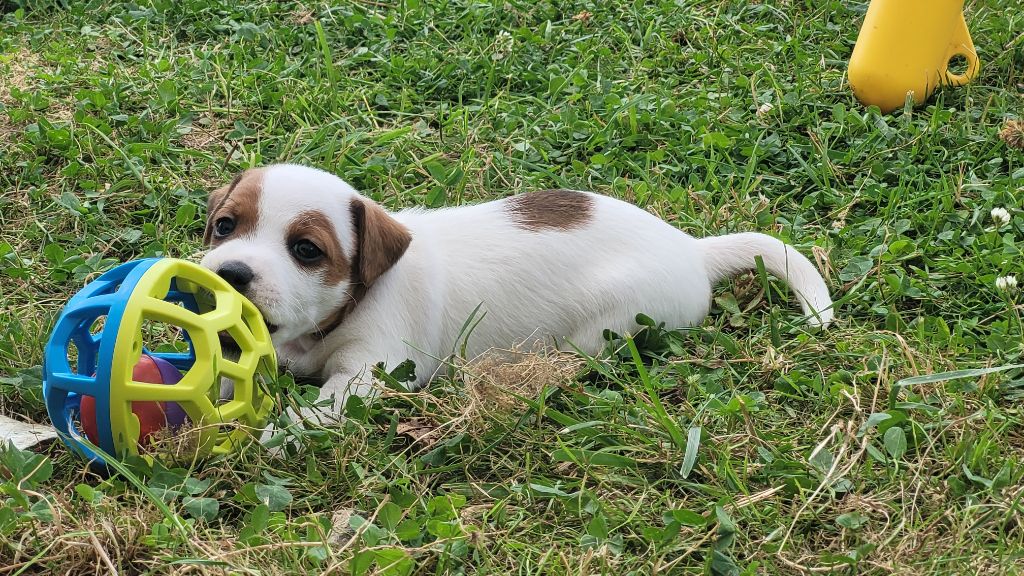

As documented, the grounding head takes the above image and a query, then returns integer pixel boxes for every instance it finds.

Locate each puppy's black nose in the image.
[217,261,254,292]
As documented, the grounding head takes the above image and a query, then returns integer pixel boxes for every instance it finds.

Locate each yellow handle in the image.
[944,12,980,86]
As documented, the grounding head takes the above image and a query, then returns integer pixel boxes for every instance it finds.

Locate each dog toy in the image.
[848,0,979,113]
[42,258,276,467]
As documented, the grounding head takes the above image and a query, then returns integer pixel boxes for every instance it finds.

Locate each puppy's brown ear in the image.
[203,184,230,245]
[350,197,411,286]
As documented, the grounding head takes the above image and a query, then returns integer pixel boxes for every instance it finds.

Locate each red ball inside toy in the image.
[80,354,189,448]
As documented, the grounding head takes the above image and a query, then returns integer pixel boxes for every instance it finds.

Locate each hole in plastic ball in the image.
[140,319,191,355]
[947,54,969,78]
[67,340,80,374]
[89,316,106,336]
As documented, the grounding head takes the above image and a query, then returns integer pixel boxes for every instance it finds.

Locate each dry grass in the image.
[999,118,1024,150]
[145,420,209,465]
[383,346,585,449]
[0,46,40,102]
[453,345,585,431]
[179,114,229,151]
[0,45,71,125]
[0,492,164,575]
[0,46,41,145]
[291,8,315,25]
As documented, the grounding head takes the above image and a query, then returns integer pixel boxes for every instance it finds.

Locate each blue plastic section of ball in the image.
[153,276,200,373]
[43,258,161,464]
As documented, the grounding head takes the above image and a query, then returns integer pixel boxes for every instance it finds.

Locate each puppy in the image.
[201,164,833,414]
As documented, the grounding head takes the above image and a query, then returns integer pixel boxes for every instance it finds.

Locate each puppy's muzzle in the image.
[214,261,278,334]
[216,260,255,293]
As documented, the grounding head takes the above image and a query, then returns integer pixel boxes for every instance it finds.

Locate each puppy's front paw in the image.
[257,405,342,456]
[319,372,380,413]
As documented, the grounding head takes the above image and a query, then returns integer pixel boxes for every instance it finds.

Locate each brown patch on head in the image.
[349,198,412,287]
[204,168,265,245]
[505,189,593,231]
[286,210,350,285]
[302,197,411,340]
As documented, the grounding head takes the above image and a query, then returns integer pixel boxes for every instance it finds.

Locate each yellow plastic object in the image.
[110,259,277,458]
[848,0,980,114]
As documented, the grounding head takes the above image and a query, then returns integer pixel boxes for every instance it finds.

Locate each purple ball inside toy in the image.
[149,355,189,430]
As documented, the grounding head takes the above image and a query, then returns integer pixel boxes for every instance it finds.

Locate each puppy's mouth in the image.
[246,302,279,335]
[218,331,241,353]
[217,319,276,347]
[256,307,278,334]
[217,325,276,356]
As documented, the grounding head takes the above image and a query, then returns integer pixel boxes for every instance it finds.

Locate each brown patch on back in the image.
[349,198,412,287]
[286,210,351,286]
[204,168,265,245]
[505,189,593,231]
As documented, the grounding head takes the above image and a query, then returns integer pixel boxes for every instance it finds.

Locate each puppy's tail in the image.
[699,232,834,327]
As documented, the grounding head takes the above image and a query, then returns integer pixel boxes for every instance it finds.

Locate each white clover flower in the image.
[756,102,774,119]
[991,207,1011,227]
[492,31,514,61]
[996,275,1018,293]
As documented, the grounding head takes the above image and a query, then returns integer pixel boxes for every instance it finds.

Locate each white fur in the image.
[202,164,834,417]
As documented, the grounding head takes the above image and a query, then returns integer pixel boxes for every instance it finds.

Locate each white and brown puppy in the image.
[201,164,833,414]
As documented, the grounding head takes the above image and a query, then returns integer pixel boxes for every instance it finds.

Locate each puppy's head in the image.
[200,164,411,343]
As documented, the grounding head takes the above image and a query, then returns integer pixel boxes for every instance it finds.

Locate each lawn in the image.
[1,0,1023,574]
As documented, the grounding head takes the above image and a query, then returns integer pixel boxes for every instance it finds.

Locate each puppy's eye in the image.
[291,239,324,264]
[214,217,236,238]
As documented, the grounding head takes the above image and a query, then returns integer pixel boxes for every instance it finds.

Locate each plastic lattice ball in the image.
[42,258,276,467]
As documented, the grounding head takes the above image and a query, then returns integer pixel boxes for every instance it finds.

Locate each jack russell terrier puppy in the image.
[201,164,833,415]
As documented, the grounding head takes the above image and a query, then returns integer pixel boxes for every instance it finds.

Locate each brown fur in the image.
[505,189,593,231]
[286,210,351,285]
[349,198,412,287]
[204,169,265,245]
[312,198,410,338]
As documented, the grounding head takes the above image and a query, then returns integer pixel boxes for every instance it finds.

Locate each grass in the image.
[1,0,1023,573]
